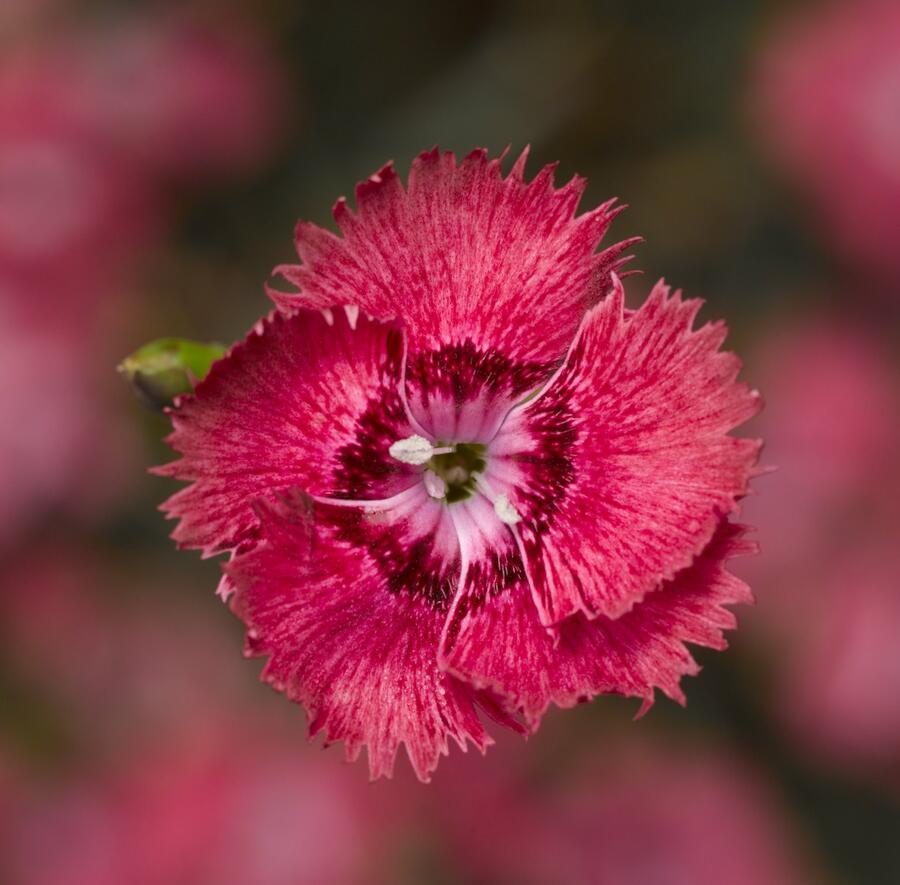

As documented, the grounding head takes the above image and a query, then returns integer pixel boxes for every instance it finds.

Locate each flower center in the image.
[427,442,486,503]
[387,434,487,503]
[388,435,521,523]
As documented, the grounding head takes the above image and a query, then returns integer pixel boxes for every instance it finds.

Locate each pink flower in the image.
[735,315,896,604]
[0,65,157,304]
[0,547,246,746]
[779,539,900,778]
[0,292,138,545]
[733,313,900,782]
[158,149,762,780]
[436,737,819,885]
[751,0,900,282]
[61,13,286,180]
[3,731,383,885]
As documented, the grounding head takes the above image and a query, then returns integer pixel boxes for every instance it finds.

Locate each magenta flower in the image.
[436,737,818,885]
[58,12,286,181]
[4,729,383,885]
[0,296,138,545]
[158,149,761,780]
[0,68,158,302]
[779,539,900,779]
[751,0,900,283]
[736,315,896,601]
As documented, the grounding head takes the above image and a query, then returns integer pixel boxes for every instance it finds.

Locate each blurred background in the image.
[1,0,898,882]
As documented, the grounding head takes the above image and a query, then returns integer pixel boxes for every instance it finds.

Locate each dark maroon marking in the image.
[443,548,526,652]
[406,340,552,407]
[331,328,413,498]
[333,339,555,500]
[325,339,562,611]
[506,375,580,602]
[514,385,577,533]
[331,385,412,497]
[321,505,459,613]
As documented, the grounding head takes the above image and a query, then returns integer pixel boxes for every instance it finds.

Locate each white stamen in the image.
[320,307,335,326]
[423,470,447,499]
[344,304,359,329]
[493,493,521,525]
[388,434,437,465]
[474,474,522,525]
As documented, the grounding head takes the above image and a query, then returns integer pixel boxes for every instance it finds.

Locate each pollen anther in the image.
[389,435,439,465]
[494,493,521,525]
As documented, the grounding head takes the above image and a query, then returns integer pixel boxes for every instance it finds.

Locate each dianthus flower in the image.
[751,0,900,283]
[437,738,816,885]
[158,148,761,780]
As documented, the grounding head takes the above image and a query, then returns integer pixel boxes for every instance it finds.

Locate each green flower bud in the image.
[119,338,226,412]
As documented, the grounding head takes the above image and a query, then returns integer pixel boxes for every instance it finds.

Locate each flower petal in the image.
[155,307,417,560]
[492,276,762,624]
[228,489,504,782]
[441,521,754,727]
[270,147,635,366]
[404,341,551,443]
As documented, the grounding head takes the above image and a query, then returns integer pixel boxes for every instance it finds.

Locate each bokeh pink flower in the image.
[59,14,287,180]
[0,69,157,310]
[435,735,819,885]
[0,298,137,545]
[738,314,900,782]
[737,316,897,599]
[0,13,286,186]
[0,4,290,547]
[779,538,900,779]
[752,0,900,283]
[3,731,386,885]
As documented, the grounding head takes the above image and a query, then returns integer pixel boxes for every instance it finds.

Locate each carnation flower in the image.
[435,737,818,885]
[158,148,761,780]
[0,291,138,546]
[4,730,382,885]
[0,66,157,302]
[63,13,286,180]
[732,313,900,784]
[735,315,896,609]
[0,12,286,190]
[778,538,900,779]
[776,532,900,772]
[0,547,249,748]
[751,0,900,283]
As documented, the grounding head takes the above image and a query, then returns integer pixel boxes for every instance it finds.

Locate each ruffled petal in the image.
[441,521,754,727]
[492,276,762,625]
[270,147,635,366]
[228,489,504,782]
[155,308,417,560]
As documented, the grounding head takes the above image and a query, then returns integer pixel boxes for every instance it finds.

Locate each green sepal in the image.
[119,338,226,412]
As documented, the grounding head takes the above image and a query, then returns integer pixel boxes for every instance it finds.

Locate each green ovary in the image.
[428,442,487,503]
